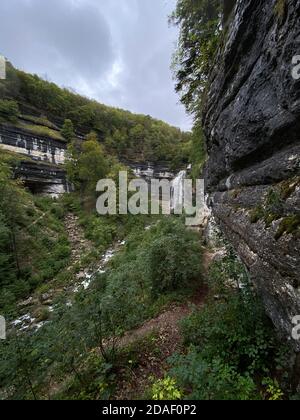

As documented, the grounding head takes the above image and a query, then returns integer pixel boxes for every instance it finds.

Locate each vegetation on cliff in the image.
[0,62,191,167]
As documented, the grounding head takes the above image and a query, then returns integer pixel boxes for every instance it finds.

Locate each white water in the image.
[171,170,186,213]
[74,240,126,292]
[11,241,127,332]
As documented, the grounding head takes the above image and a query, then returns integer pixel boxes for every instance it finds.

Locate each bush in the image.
[167,253,290,400]
[169,350,259,400]
[146,230,202,297]
[0,99,19,122]
[180,292,277,374]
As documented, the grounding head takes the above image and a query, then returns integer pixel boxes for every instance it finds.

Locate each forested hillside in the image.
[0,62,191,167]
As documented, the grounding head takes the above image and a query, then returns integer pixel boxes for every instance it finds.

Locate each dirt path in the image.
[113,248,217,399]
[113,284,208,399]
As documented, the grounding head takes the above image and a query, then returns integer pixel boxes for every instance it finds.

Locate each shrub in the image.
[151,376,182,400]
[169,350,258,400]
[180,289,277,374]
[0,99,19,122]
[262,378,284,401]
[146,226,202,297]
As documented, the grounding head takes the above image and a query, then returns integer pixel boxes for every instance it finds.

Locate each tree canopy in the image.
[170,0,223,116]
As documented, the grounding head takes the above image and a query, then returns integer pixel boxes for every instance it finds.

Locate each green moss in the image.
[279,177,299,200]
[0,148,31,165]
[16,121,65,141]
[21,114,59,131]
[264,213,278,227]
[34,307,50,322]
[275,215,300,240]
[274,0,286,19]
[249,185,289,225]
[250,206,264,224]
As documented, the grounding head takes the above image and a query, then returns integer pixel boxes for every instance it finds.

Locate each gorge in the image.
[0,0,299,401]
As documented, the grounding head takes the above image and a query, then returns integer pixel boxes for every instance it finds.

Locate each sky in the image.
[0,0,192,131]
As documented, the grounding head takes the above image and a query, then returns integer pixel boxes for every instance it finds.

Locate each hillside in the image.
[0,62,191,168]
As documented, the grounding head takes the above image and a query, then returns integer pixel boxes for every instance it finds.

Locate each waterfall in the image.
[171,170,186,213]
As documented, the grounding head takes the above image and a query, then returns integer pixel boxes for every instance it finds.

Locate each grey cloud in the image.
[0,0,191,130]
[0,0,114,82]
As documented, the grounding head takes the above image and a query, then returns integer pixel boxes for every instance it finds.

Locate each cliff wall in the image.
[203,0,300,349]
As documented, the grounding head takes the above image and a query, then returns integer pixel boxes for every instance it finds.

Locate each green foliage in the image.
[274,0,286,19]
[0,215,203,400]
[20,114,59,130]
[16,121,64,140]
[262,378,284,401]
[0,157,70,313]
[66,132,109,195]
[275,214,300,240]
[249,183,300,240]
[167,252,288,400]
[0,99,19,122]
[1,63,191,166]
[169,351,258,400]
[61,119,75,142]
[189,123,206,179]
[151,376,182,400]
[250,187,285,225]
[146,228,202,297]
[181,293,277,375]
[249,205,264,224]
[170,0,222,115]
[91,217,202,333]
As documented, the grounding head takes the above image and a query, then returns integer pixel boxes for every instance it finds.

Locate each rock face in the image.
[203,0,300,349]
[15,161,70,196]
[0,125,66,165]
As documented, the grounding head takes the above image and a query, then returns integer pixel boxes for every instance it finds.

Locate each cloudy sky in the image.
[0,0,192,130]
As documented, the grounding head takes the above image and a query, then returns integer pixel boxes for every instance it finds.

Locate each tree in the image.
[0,158,28,278]
[189,123,206,179]
[66,131,109,198]
[61,119,75,142]
[0,99,19,123]
[170,0,223,116]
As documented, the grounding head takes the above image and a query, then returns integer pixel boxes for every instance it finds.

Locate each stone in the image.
[203,0,300,352]
[76,271,86,280]
[41,292,53,303]
[18,297,36,307]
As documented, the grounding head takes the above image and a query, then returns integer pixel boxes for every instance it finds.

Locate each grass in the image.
[20,114,59,131]
[16,121,65,141]
[249,180,299,232]
[275,215,300,240]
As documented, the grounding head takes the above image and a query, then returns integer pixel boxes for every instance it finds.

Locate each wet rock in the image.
[18,297,37,308]
[40,292,53,303]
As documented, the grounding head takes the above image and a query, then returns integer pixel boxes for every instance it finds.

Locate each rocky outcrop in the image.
[203,0,300,349]
[0,124,66,165]
[15,161,70,196]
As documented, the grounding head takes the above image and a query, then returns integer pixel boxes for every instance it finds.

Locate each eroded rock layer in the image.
[203,0,300,349]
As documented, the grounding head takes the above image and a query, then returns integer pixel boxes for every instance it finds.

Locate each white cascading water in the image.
[171,170,186,212]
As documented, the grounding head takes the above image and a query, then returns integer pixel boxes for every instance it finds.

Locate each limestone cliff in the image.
[203,0,300,349]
